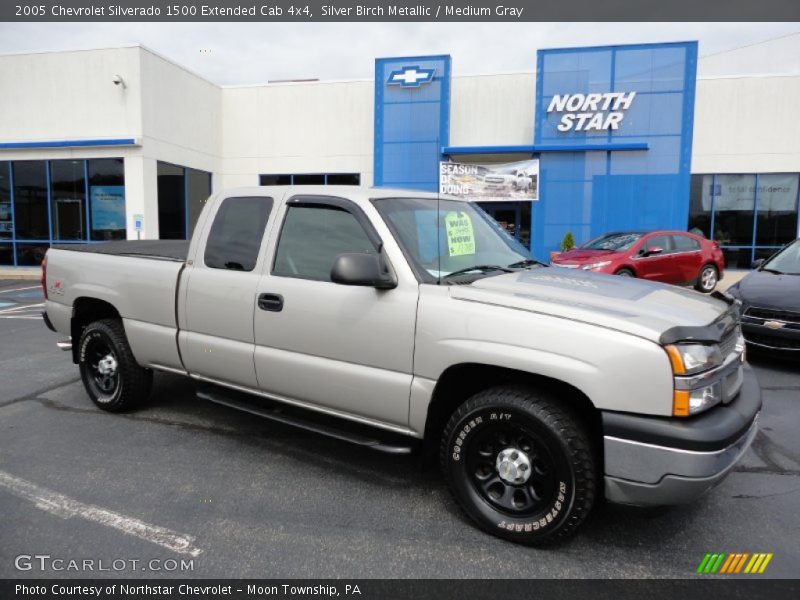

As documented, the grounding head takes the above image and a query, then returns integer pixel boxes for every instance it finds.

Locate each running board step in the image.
[196,387,415,455]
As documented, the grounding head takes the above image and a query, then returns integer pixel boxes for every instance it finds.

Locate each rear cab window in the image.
[204,196,274,271]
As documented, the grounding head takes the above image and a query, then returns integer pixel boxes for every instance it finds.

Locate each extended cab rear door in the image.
[251,194,419,430]
[178,194,275,387]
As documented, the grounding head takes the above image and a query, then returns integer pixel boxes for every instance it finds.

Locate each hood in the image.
[735,270,800,312]
[449,268,731,343]
[555,248,621,262]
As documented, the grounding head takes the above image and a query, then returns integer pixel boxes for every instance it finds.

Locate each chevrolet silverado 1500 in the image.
[42,186,760,544]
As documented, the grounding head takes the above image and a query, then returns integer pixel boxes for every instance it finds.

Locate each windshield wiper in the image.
[507,258,547,269]
[442,265,514,279]
[761,268,785,275]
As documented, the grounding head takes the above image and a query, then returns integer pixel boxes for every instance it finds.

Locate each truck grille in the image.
[747,334,800,350]
[719,327,740,359]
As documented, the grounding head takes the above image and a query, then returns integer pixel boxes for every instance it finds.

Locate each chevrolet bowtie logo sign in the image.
[387,65,435,87]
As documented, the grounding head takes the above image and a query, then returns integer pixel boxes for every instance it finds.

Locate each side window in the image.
[672,234,701,251]
[204,196,273,271]
[273,204,376,281]
[645,235,672,254]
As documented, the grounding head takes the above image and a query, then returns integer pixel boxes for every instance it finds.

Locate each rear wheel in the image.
[440,386,596,545]
[78,318,152,412]
[695,264,718,293]
[615,268,634,277]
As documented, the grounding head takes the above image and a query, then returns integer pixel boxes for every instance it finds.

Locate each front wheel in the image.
[615,268,634,277]
[440,386,596,545]
[78,318,152,412]
[695,264,718,293]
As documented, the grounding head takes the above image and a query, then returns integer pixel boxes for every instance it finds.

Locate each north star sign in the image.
[387,65,435,87]
[547,92,637,132]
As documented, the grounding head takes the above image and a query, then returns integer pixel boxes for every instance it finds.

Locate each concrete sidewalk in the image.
[0,268,39,281]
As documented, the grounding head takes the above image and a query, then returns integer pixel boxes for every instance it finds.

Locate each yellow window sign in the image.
[445,211,476,257]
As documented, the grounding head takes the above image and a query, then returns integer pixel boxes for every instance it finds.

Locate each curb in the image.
[0,268,40,281]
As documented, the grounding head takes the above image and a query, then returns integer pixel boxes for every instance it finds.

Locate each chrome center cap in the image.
[97,354,118,376]
[496,448,532,485]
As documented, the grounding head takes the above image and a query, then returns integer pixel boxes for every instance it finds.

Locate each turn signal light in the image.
[673,390,690,417]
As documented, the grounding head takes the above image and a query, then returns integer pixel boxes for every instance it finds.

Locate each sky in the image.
[0,22,798,85]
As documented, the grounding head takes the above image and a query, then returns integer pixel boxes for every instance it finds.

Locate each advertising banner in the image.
[439,159,539,202]
[90,185,126,231]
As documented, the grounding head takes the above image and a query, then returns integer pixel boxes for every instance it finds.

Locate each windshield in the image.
[581,232,643,251]
[373,197,533,282]
[761,239,800,275]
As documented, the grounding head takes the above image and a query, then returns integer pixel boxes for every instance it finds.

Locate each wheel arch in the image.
[422,363,602,462]
[70,297,122,363]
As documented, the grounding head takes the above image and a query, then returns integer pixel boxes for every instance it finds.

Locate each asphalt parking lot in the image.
[0,279,798,579]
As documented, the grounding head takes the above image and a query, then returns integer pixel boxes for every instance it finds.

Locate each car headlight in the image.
[581,260,612,270]
[665,343,726,416]
[665,343,724,376]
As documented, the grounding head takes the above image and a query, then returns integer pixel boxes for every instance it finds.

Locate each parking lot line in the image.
[0,303,44,314]
[0,470,203,557]
[0,285,41,294]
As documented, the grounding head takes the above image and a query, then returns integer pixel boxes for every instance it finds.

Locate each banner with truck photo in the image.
[439,158,539,202]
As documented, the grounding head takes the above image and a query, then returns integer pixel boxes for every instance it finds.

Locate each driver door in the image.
[252,195,419,429]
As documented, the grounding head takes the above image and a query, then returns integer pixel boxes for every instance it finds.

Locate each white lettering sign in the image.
[546,92,637,132]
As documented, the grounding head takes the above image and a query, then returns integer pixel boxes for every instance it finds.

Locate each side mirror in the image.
[331,253,397,289]
[645,246,663,256]
[751,258,765,270]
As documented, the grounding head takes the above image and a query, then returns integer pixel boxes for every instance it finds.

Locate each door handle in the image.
[258,293,284,312]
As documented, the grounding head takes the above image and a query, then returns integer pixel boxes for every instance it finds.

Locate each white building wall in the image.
[221,80,374,188]
[692,75,800,174]
[0,46,142,143]
[449,73,535,147]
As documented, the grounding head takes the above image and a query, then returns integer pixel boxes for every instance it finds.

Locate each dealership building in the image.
[1,33,799,268]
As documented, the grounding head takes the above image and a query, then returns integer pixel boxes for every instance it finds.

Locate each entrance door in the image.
[478,201,531,249]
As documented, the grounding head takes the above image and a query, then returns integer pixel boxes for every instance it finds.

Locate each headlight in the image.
[581,260,612,270]
[665,343,726,416]
[665,343,724,376]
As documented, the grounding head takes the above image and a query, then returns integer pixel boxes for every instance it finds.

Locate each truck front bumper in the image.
[602,364,761,506]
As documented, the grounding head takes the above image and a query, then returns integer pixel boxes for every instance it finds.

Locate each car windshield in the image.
[761,239,800,275]
[373,197,534,282]
[581,232,643,251]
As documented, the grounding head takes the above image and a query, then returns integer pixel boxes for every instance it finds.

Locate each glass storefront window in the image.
[158,162,213,240]
[50,160,86,241]
[0,162,11,240]
[88,159,126,241]
[712,174,756,247]
[688,174,712,239]
[0,243,12,265]
[12,161,49,240]
[15,242,49,266]
[187,168,212,238]
[690,172,800,269]
[756,174,799,247]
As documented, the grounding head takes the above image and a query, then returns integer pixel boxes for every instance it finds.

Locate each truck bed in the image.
[53,240,189,263]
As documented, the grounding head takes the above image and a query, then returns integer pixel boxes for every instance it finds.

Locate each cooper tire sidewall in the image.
[446,405,576,540]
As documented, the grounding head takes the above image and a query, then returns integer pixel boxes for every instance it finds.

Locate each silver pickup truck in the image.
[41,186,760,544]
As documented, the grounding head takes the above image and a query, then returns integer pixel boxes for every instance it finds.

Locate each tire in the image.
[615,268,634,277]
[695,264,718,293]
[440,386,596,545]
[78,318,152,412]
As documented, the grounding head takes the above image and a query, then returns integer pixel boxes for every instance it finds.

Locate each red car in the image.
[551,230,725,293]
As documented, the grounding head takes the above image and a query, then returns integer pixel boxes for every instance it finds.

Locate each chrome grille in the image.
[719,327,739,358]
[745,307,800,328]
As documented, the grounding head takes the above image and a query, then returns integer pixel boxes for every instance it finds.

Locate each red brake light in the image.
[40,254,48,300]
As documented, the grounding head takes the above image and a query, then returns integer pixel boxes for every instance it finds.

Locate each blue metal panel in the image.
[0,138,137,150]
[532,41,698,260]
[374,55,450,191]
[442,142,649,155]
